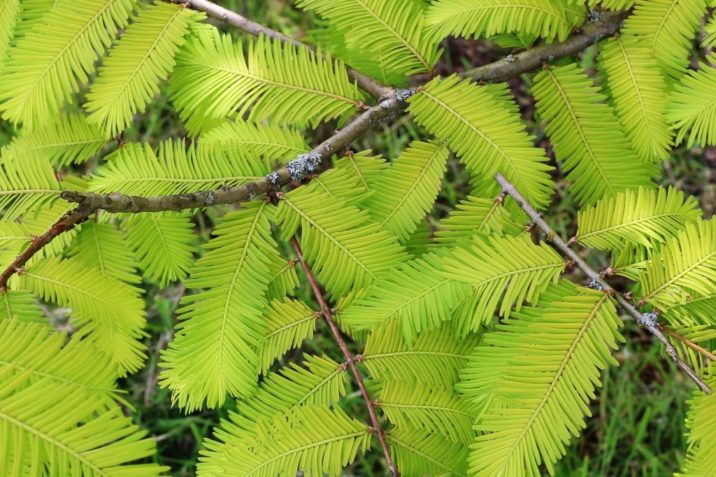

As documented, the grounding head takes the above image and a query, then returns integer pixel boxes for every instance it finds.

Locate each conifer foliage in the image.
[0,0,715,476]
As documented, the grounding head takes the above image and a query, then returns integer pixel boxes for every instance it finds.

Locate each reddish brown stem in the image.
[0,206,92,290]
[664,327,716,362]
[289,237,399,477]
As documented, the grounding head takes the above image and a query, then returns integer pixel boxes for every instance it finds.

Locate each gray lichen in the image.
[266,171,281,186]
[286,151,322,181]
[396,89,414,102]
[638,312,659,328]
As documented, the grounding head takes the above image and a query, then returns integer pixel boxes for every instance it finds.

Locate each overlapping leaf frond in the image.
[623,0,707,78]
[677,371,716,476]
[388,427,469,477]
[364,140,448,241]
[532,64,657,205]
[85,2,197,136]
[378,380,473,444]
[439,234,565,331]
[576,186,701,251]
[341,251,472,342]
[589,0,636,8]
[599,35,672,162]
[333,150,389,196]
[89,140,268,196]
[266,255,300,301]
[297,0,440,78]
[0,320,166,476]
[435,195,522,245]
[8,201,78,260]
[259,298,319,373]
[1,113,106,167]
[303,165,370,206]
[0,290,45,324]
[277,187,408,297]
[638,218,716,317]
[667,63,716,146]
[125,212,195,287]
[169,29,363,134]
[0,0,137,128]
[0,154,60,221]
[161,202,279,411]
[362,322,480,387]
[426,0,585,43]
[466,282,623,477]
[68,222,140,284]
[200,119,308,162]
[217,405,371,477]
[0,0,19,69]
[409,76,554,209]
[663,295,716,327]
[17,256,147,373]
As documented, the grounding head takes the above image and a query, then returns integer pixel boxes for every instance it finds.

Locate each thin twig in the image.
[166,0,391,100]
[289,237,399,477]
[0,206,92,290]
[664,326,716,363]
[494,173,712,394]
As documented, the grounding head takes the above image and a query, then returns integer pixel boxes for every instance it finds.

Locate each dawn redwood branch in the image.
[0,206,92,290]
[289,237,399,477]
[495,173,712,395]
[166,0,391,100]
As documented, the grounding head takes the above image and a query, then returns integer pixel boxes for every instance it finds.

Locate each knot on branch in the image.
[638,312,659,328]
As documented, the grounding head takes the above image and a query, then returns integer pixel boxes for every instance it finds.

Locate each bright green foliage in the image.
[466,282,623,477]
[388,427,469,476]
[125,213,195,287]
[217,406,371,477]
[533,64,656,205]
[440,234,565,330]
[161,202,278,411]
[426,0,585,42]
[277,187,408,297]
[678,372,716,476]
[576,186,701,251]
[0,290,44,324]
[266,255,300,301]
[169,30,363,134]
[259,298,318,373]
[0,0,19,69]
[297,0,440,78]
[200,119,308,161]
[623,0,707,78]
[639,219,716,318]
[664,296,716,327]
[69,222,140,284]
[0,0,137,129]
[668,64,716,146]
[0,320,166,477]
[333,151,388,195]
[435,195,522,245]
[18,256,147,374]
[89,140,268,196]
[590,0,636,8]
[2,113,106,166]
[703,15,716,48]
[85,2,197,136]
[0,155,60,221]
[599,36,672,162]
[410,76,554,209]
[365,141,448,241]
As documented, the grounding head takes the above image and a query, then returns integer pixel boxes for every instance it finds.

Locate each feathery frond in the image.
[89,140,268,196]
[17,256,147,373]
[663,295,716,327]
[388,427,469,476]
[68,222,140,284]
[277,187,408,297]
[161,202,278,411]
[85,2,197,136]
[297,0,440,78]
[623,0,707,78]
[125,212,195,287]
[410,76,554,209]
[667,63,716,146]
[677,371,716,476]
[218,406,371,477]
[169,30,363,134]
[0,154,60,221]
[362,322,479,387]
[303,166,370,206]
[340,251,472,342]
[200,119,308,162]
[0,0,19,69]
[333,150,389,196]
[467,282,623,476]
[435,195,522,245]
[364,141,447,241]
[638,219,716,317]
[266,255,300,301]
[259,298,319,373]
[576,186,701,251]
[378,380,473,444]
[0,290,45,325]
[439,234,565,331]
[532,64,656,205]
[599,35,672,162]
[425,0,585,42]
[0,0,137,128]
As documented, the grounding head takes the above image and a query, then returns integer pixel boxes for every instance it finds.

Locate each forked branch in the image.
[289,237,399,477]
[495,173,711,394]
